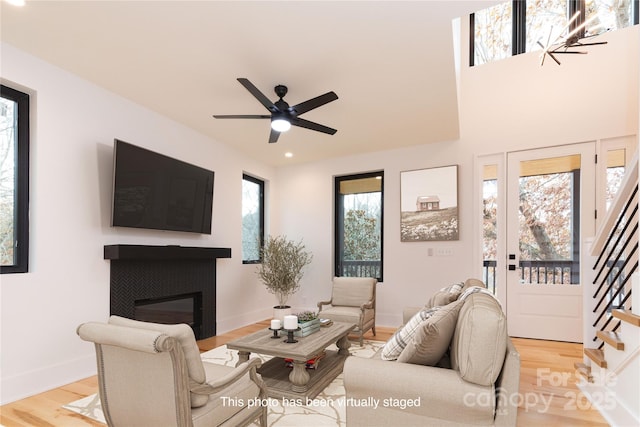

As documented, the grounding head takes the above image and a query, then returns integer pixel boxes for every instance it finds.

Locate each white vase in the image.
[273,306,291,322]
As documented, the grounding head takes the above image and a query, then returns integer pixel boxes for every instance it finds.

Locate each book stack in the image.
[284,351,326,369]
[320,318,333,327]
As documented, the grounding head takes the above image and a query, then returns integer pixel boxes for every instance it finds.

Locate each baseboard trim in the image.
[1,354,96,405]
[577,381,640,427]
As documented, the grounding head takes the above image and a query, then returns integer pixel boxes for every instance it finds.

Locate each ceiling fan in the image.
[213,78,338,143]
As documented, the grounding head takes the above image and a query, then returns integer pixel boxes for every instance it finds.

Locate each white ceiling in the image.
[1,0,500,166]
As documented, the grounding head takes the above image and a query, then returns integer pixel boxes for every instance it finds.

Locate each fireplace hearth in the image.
[104,245,231,339]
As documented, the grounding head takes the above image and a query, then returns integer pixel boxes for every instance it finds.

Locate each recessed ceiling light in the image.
[5,0,26,6]
[284,152,293,158]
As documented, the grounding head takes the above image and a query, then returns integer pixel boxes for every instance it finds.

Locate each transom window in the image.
[471,0,639,66]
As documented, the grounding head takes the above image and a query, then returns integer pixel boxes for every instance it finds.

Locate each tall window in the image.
[334,172,383,282]
[471,0,639,66]
[483,165,499,294]
[242,174,264,263]
[1,85,30,274]
[604,148,626,210]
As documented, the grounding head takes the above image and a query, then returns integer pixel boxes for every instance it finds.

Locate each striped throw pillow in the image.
[381,306,440,361]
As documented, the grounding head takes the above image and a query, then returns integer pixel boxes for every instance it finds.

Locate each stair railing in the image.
[589,152,639,348]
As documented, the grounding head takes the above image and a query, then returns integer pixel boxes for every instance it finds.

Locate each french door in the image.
[506,143,595,342]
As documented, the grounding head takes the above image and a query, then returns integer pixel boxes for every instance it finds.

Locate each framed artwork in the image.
[400,165,459,241]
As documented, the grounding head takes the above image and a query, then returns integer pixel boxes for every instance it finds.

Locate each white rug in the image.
[63,340,384,426]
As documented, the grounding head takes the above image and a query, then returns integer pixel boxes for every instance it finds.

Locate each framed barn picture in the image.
[400,165,459,241]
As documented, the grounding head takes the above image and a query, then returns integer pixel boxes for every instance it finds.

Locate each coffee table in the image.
[226,321,355,401]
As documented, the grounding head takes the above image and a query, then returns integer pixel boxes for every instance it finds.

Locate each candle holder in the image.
[268,327,282,339]
[283,327,301,343]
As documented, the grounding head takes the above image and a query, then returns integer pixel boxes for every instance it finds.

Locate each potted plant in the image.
[294,311,321,337]
[257,235,312,321]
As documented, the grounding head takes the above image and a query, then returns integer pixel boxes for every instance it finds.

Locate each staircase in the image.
[579,152,639,426]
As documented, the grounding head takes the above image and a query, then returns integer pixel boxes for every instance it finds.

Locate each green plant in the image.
[257,235,313,308]
[295,311,318,322]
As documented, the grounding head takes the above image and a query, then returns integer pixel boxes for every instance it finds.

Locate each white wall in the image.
[0,43,277,404]
[277,24,639,328]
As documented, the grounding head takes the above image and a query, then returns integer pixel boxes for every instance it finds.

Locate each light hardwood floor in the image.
[0,321,608,426]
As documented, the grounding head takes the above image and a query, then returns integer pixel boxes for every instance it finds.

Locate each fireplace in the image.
[104,245,231,339]
[135,292,203,337]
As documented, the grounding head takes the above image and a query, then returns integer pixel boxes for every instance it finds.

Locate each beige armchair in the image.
[77,316,268,427]
[317,277,377,345]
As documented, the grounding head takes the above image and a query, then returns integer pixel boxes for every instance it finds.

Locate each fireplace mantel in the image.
[104,244,231,261]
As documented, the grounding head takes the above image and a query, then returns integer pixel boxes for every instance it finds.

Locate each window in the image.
[334,172,383,282]
[471,1,513,66]
[586,0,637,30]
[525,0,569,54]
[471,0,639,66]
[604,148,626,210]
[1,85,30,274]
[242,174,264,263]
[482,164,499,294]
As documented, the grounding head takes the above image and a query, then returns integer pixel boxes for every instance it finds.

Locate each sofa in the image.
[344,279,520,426]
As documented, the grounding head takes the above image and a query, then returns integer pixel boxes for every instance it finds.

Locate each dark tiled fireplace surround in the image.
[104,245,231,339]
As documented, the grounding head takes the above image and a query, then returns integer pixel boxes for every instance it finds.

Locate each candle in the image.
[270,319,281,330]
[283,315,298,330]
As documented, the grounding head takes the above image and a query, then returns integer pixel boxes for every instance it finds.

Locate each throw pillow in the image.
[397,299,463,366]
[381,305,440,360]
[425,282,464,308]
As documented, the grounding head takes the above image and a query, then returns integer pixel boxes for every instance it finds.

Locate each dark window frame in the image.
[334,171,384,282]
[471,0,639,66]
[242,173,265,264]
[1,84,30,274]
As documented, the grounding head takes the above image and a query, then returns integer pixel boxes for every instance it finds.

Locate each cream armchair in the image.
[317,277,377,345]
[77,316,268,427]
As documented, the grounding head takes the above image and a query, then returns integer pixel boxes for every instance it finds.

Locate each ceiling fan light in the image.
[271,118,291,132]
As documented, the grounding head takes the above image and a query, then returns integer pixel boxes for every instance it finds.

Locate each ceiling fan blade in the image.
[290,117,337,135]
[237,78,278,112]
[268,128,280,144]
[213,114,271,119]
[290,91,338,116]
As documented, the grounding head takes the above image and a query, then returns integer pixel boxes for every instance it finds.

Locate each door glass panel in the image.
[518,155,581,285]
[483,164,498,294]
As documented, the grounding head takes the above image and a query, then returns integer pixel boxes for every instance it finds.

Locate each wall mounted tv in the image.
[111,139,214,234]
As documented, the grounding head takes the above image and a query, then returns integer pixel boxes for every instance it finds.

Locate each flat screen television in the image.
[111,139,214,234]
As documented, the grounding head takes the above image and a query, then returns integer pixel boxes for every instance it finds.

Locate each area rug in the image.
[63,339,384,426]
